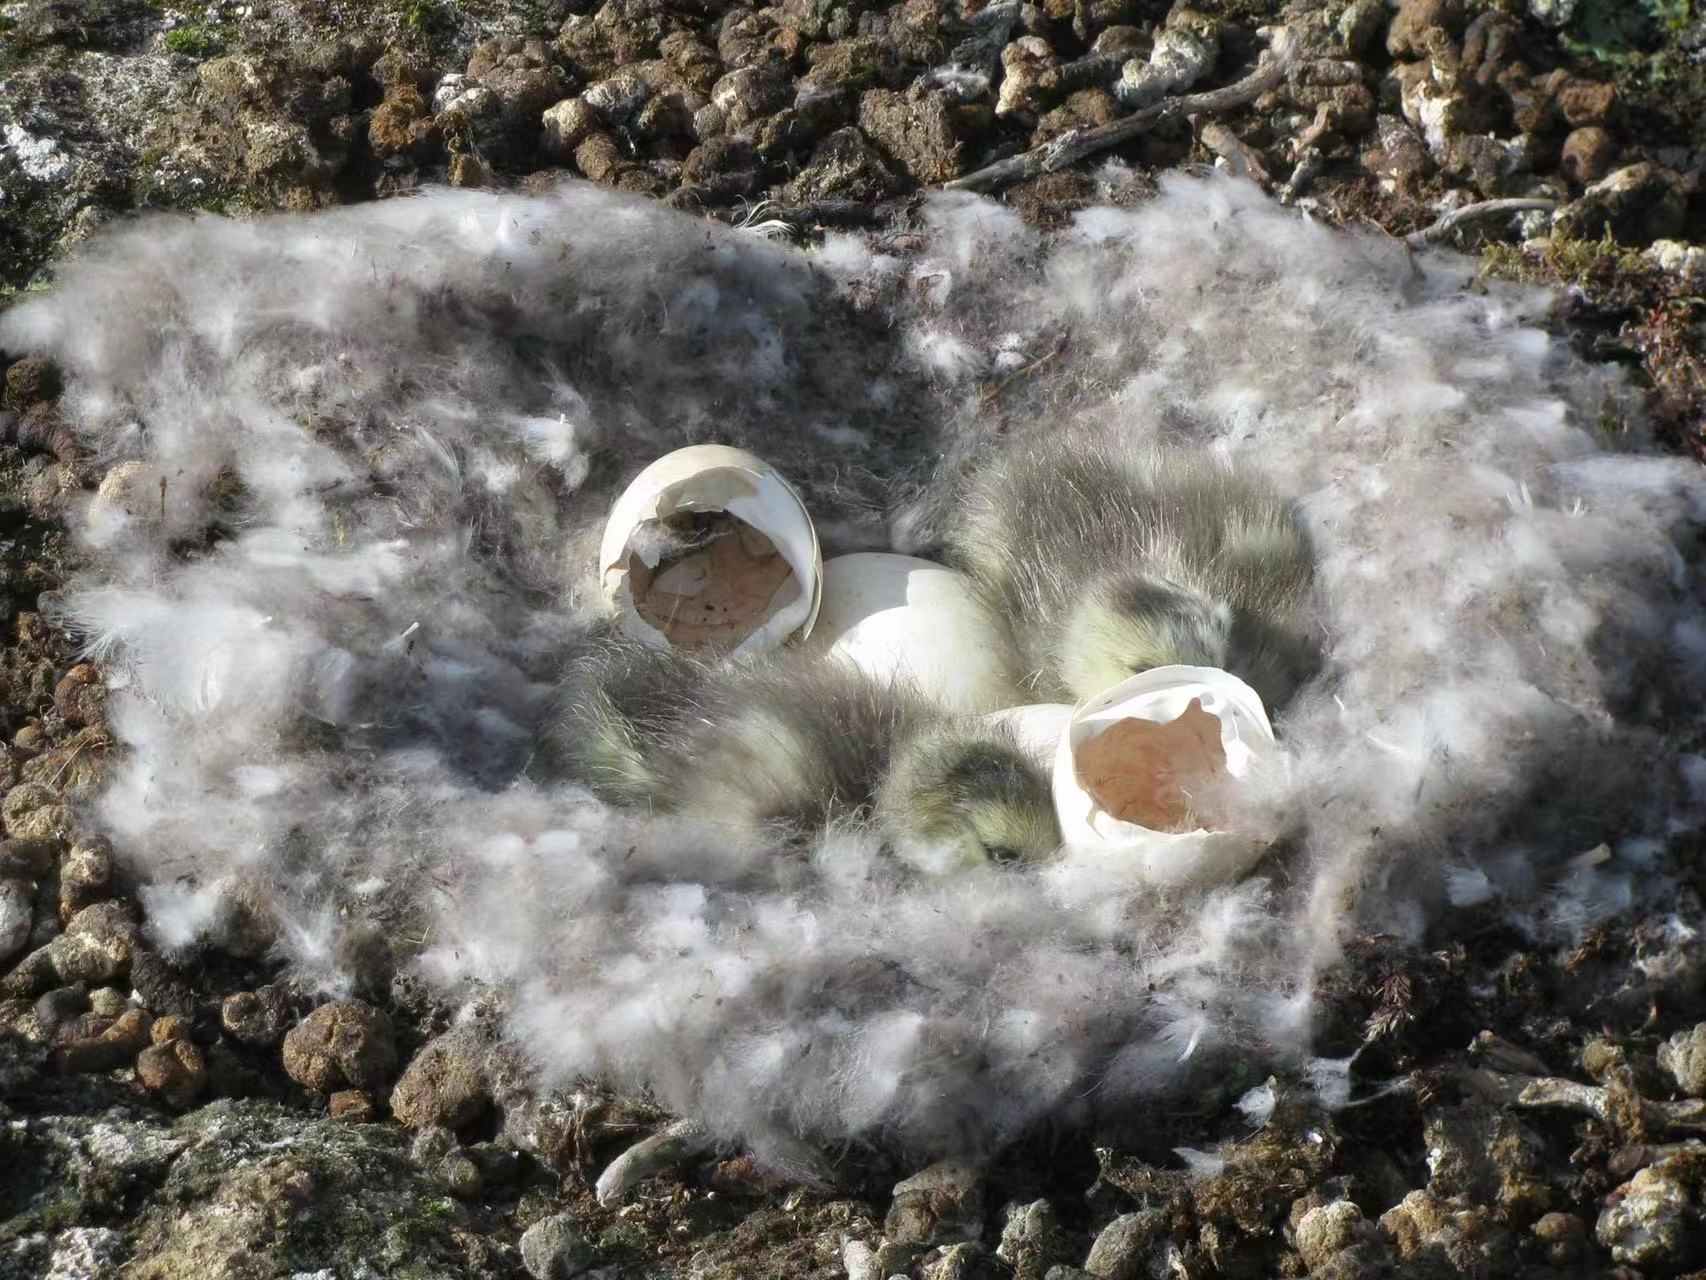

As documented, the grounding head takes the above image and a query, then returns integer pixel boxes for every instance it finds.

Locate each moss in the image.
[164,26,223,58]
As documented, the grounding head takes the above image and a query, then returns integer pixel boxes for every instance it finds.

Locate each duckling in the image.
[950,435,1317,707]
[548,638,1060,865]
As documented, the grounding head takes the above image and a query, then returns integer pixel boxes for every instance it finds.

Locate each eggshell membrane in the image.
[1052,665,1278,888]
[599,445,823,658]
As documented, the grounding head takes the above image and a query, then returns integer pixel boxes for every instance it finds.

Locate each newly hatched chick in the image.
[548,639,1060,865]
[951,435,1316,707]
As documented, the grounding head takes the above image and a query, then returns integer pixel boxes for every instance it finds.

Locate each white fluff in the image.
[5,173,1702,1161]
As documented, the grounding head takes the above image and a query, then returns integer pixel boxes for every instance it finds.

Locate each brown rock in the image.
[711,65,791,131]
[1560,163,1688,245]
[151,1013,189,1044]
[448,153,491,188]
[541,97,602,162]
[573,131,624,184]
[716,9,804,71]
[136,1037,207,1108]
[886,1160,984,1246]
[54,1006,153,1074]
[281,999,397,1093]
[329,1089,378,1122]
[1558,79,1615,127]
[57,834,112,923]
[858,86,975,185]
[221,983,296,1048]
[2,358,59,412]
[369,83,442,162]
[1560,126,1618,186]
[1387,0,1463,60]
[3,781,72,842]
[783,127,900,203]
[390,1029,492,1130]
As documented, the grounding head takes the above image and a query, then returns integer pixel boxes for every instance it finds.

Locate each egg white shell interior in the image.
[1052,665,1277,888]
[599,444,823,658]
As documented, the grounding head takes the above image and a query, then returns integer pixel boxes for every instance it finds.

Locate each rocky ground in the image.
[3,0,1706,1276]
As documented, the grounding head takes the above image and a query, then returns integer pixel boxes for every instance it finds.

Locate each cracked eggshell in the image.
[599,445,823,658]
[805,553,1020,713]
[1053,665,1277,889]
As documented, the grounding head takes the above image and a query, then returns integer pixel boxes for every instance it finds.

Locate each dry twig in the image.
[1405,198,1559,248]
[944,27,1301,194]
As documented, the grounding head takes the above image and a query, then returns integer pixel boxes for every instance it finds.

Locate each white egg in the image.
[806,552,1020,713]
[599,445,823,658]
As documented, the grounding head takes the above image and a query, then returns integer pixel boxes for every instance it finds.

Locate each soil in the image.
[3,0,1706,1276]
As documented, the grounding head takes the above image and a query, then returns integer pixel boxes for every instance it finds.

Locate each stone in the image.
[52,665,104,729]
[4,781,73,841]
[711,66,792,131]
[281,999,397,1093]
[1561,163,1688,246]
[584,70,651,125]
[136,1037,208,1107]
[221,983,296,1048]
[129,949,200,1020]
[368,81,441,162]
[3,357,62,411]
[466,36,568,143]
[1659,1023,1706,1096]
[1530,1211,1587,1267]
[520,1212,598,1278]
[448,152,491,187]
[57,835,112,922]
[541,98,602,161]
[783,127,900,203]
[997,37,1056,118]
[0,877,31,963]
[1529,0,1577,25]
[1338,0,1386,59]
[1294,1200,1364,1271]
[55,1006,153,1073]
[1558,79,1614,126]
[1379,1189,1513,1276]
[998,1199,1070,1275]
[390,1028,492,1130]
[858,86,976,185]
[1596,1166,1690,1268]
[1116,23,1217,111]
[150,1014,189,1044]
[88,986,127,1018]
[1084,1210,1162,1279]
[886,1159,984,1246]
[329,1089,378,1122]
[573,132,625,183]
[1387,0,1462,59]
[1560,126,1618,187]
[1647,240,1706,285]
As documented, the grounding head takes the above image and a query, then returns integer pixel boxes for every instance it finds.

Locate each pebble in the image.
[390,1027,492,1130]
[1597,1165,1691,1268]
[886,1159,984,1247]
[136,1037,208,1108]
[1658,1022,1706,1096]
[281,999,397,1093]
[221,983,296,1048]
[519,1212,597,1279]
[1084,1210,1162,1279]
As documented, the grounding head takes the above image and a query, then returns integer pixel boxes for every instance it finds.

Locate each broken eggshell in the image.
[599,445,823,658]
[1053,665,1278,889]
[805,553,1020,714]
